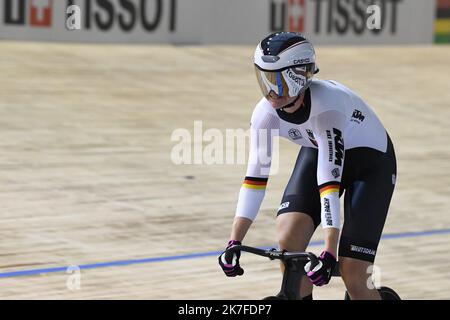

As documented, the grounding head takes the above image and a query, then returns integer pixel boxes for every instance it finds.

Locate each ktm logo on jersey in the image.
[333,128,344,166]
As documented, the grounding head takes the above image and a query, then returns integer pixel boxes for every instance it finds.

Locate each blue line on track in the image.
[0,228,449,279]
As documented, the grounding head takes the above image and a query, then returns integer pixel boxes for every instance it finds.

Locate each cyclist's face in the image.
[266,91,298,109]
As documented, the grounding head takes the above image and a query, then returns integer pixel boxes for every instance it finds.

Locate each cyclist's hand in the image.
[304,250,336,286]
[218,240,244,277]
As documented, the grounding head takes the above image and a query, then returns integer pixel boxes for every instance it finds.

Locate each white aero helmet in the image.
[254,32,319,99]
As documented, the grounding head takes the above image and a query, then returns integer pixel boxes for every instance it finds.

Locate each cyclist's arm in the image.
[229,217,252,243]
[229,103,279,242]
[312,110,347,256]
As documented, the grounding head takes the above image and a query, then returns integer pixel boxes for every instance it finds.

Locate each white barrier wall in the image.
[0,0,436,44]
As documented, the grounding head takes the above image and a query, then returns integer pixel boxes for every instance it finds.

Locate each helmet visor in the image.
[254,64,315,98]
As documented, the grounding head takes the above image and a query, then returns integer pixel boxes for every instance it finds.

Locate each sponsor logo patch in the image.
[331,168,340,179]
[350,245,376,256]
[306,129,317,147]
[326,130,333,162]
[323,198,333,226]
[278,201,290,211]
[288,128,302,140]
[351,109,365,124]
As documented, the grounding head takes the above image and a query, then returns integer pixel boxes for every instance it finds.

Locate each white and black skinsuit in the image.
[236,79,396,262]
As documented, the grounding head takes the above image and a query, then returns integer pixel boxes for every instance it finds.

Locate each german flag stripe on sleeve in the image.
[319,181,340,197]
[242,176,268,189]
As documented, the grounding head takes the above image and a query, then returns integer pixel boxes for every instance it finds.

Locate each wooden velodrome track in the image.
[0,41,449,300]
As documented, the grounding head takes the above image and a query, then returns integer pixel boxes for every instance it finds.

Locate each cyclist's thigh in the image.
[277,146,321,229]
[339,137,397,263]
[277,212,315,251]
